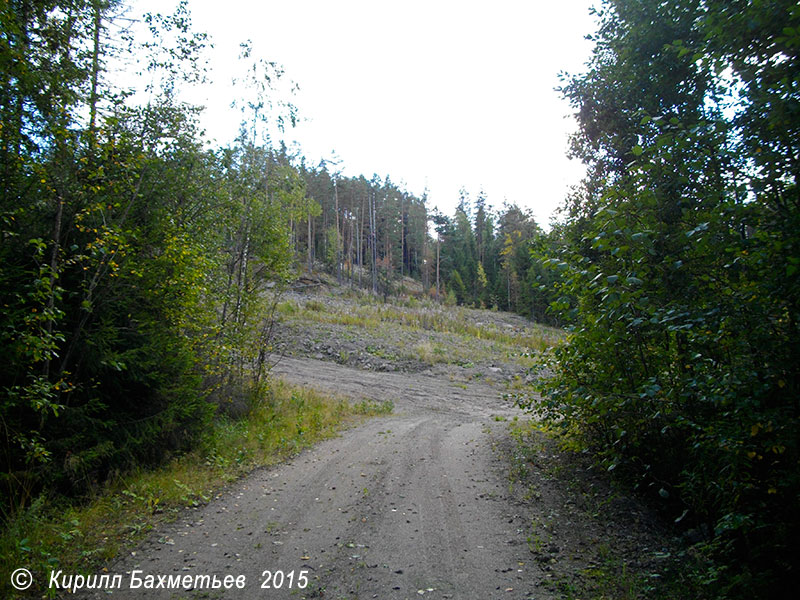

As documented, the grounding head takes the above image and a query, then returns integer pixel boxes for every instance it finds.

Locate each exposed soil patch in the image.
[271,285,558,387]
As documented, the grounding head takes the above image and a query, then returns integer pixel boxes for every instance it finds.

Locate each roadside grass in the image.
[0,381,390,599]
[351,398,394,415]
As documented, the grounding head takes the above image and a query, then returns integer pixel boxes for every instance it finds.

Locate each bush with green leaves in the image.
[0,1,297,515]
[520,1,800,597]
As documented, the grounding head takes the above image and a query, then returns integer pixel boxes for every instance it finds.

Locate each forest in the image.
[1,0,798,599]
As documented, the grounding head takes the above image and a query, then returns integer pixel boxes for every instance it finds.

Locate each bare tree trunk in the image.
[349,214,355,286]
[88,0,102,153]
[358,196,364,288]
[307,200,313,273]
[346,212,353,285]
[334,179,341,282]
[353,216,358,287]
[422,230,428,292]
[400,197,405,278]
[369,191,377,294]
[436,234,440,301]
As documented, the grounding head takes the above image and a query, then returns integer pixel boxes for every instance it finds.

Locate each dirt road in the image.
[73,289,678,600]
[82,356,550,599]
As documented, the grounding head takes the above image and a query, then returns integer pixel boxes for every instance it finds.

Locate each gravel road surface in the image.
[82,356,550,599]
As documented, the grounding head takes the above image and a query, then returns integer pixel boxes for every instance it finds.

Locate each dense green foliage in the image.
[426,193,563,324]
[0,0,302,514]
[520,1,800,597]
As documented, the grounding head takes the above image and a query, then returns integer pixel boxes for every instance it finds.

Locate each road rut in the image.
[84,357,550,599]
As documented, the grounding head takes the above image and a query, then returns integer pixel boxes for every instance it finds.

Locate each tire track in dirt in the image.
[82,356,550,599]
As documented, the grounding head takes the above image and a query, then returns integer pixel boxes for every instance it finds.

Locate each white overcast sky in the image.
[128,0,597,226]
